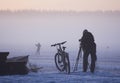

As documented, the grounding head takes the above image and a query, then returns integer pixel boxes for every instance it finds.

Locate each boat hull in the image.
[0,52,29,75]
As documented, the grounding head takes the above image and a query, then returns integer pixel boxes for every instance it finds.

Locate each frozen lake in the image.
[0,52,120,83]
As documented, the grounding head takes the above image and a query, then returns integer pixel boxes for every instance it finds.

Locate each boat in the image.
[0,52,29,75]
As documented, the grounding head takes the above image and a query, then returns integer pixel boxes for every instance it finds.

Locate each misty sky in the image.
[0,0,120,11]
[0,12,120,55]
[0,0,120,56]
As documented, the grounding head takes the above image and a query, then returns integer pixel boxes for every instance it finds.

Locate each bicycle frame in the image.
[56,45,63,54]
[51,41,67,53]
[54,42,66,63]
[51,41,70,74]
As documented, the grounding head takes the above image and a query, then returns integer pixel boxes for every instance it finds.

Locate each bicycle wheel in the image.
[55,53,65,71]
[64,53,70,74]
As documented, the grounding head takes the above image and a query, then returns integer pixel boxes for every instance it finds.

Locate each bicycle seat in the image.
[63,46,66,48]
[62,46,66,50]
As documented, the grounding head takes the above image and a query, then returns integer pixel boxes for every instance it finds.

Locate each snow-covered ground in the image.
[0,71,119,83]
[0,52,120,83]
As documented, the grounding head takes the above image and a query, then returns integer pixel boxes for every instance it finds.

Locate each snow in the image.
[0,53,120,83]
[0,71,119,83]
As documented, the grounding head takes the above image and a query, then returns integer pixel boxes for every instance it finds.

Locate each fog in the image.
[0,11,120,56]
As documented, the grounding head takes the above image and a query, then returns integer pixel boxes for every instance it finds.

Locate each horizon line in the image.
[0,9,120,13]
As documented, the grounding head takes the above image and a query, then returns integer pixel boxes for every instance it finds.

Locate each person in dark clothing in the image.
[79,29,97,73]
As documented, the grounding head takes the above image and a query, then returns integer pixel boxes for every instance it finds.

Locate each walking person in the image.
[79,29,97,73]
[35,43,41,55]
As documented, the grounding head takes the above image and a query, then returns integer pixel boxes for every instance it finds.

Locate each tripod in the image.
[73,46,82,72]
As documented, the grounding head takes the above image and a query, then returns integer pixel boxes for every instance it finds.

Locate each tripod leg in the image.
[73,46,82,72]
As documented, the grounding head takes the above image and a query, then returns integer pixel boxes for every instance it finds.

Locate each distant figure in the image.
[35,43,41,55]
[79,29,97,73]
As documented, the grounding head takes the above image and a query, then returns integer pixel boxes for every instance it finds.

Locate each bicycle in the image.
[51,41,70,74]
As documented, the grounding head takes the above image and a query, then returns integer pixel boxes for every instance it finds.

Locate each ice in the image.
[1,52,120,83]
[0,71,120,83]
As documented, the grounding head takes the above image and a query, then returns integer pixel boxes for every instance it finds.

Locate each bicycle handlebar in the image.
[51,41,67,47]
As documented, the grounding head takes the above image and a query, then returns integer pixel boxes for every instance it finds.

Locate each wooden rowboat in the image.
[0,52,29,75]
